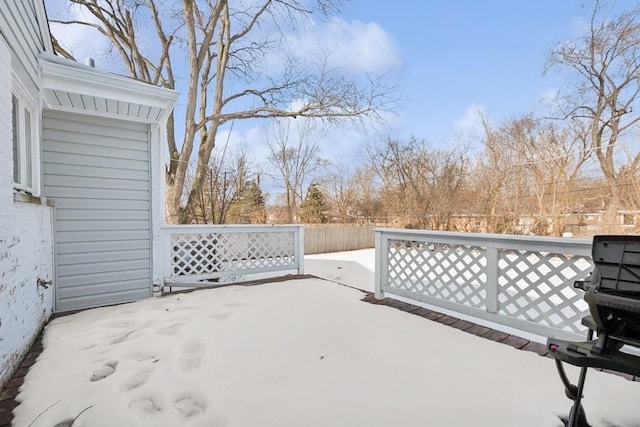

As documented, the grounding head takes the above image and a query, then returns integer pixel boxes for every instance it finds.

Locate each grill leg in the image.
[555,328,594,427]
[567,366,589,427]
[554,359,589,427]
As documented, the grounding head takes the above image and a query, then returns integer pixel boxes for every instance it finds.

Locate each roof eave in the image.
[40,53,179,123]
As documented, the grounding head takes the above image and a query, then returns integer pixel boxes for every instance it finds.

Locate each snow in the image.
[12,251,640,427]
[305,248,376,292]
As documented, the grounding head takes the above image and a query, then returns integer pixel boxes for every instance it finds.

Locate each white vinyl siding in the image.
[0,0,49,95]
[43,111,152,311]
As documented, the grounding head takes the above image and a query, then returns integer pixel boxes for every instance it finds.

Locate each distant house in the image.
[573,209,639,234]
[0,0,178,388]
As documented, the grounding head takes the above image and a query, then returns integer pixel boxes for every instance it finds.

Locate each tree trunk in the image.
[602,188,621,234]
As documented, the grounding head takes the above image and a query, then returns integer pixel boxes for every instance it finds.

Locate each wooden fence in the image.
[304,224,376,254]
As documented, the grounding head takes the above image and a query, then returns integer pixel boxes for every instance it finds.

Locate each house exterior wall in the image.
[0,32,54,388]
[43,111,153,311]
[39,59,178,298]
[0,0,49,100]
[0,0,176,387]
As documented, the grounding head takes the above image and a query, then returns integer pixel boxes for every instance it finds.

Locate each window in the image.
[11,75,39,195]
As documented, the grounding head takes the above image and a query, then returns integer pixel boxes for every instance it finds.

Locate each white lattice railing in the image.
[162,225,304,287]
[374,229,594,341]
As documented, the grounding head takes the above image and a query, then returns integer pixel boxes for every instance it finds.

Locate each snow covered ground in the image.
[305,248,375,292]
[12,250,640,427]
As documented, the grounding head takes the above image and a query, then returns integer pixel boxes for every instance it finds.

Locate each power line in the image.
[506,140,627,166]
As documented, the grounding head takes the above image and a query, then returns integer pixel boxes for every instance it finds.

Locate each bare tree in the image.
[192,149,251,224]
[425,146,470,230]
[49,0,396,223]
[474,114,525,234]
[547,0,640,231]
[266,118,328,222]
[350,167,385,224]
[318,163,356,222]
[476,113,591,235]
[618,149,640,225]
[367,137,468,230]
[492,116,589,235]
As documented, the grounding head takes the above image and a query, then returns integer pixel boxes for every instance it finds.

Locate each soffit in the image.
[40,53,178,123]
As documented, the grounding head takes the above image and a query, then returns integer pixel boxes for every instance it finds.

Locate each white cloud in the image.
[215,125,267,162]
[287,18,402,74]
[533,87,561,116]
[318,127,370,166]
[454,104,486,138]
[45,1,112,66]
[537,88,559,104]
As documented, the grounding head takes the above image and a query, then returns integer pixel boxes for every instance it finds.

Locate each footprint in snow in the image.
[122,368,153,391]
[180,341,204,372]
[90,361,118,382]
[129,396,163,414]
[109,331,134,345]
[126,350,157,362]
[156,321,184,336]
[174,393,206,417]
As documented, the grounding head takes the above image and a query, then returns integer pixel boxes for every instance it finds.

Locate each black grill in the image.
[547,235,640,427]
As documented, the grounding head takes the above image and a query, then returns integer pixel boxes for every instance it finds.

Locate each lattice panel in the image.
[498,250,592,333]
[387,240,487,309]
[170,231,295,277]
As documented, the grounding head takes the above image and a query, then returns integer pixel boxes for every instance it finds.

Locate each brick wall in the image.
[0,36,54,389]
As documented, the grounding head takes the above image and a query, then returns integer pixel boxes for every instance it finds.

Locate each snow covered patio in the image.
[4,250,640,426]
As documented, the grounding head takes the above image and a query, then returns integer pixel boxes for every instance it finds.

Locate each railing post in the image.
[296,225,305,275]
[162,228,172,285]
[374,229,386,299]
[485,246,499,314]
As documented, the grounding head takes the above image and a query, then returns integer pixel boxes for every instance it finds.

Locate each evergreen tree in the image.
[300,184,330,223]
[228,178,266,224]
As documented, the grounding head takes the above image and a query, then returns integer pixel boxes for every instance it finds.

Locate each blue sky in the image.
[340,0,588,144]
[47,0,616,174]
